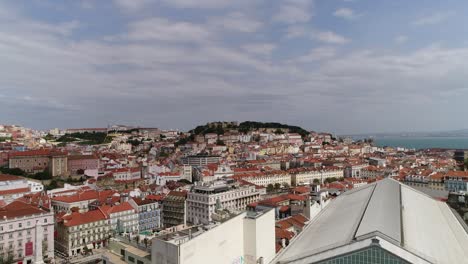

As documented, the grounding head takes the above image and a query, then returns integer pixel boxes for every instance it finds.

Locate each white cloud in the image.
[294,46,336,62]
[126,18,211,43]
[160,0,232,9]
[113,0,154,11]
[274,0,313,24]
[3,1,468,133]
[412,11,454,26]
[285,25,307,38]
[333,8,360,20]
[395,35,408,44]
[209,12,262,33]
[313,31,350,44]
[242,43,276,56]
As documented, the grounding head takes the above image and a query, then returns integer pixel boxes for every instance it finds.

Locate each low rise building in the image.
[232,171,291,187]
[129,198,162,232]
[445,171,468,192]
[187,179,261,225]
[152,209,276,264]
[55,209,111,256]
[0,201,55,263]
[9,149,67,177]
[112,167,141,183]
[67,154,99,175]
[51,189,117,213]
[99,202,139,235]
[162,191,188,227]
[0,174,44,204]
[290,167,344,186]
[181,155,221,166]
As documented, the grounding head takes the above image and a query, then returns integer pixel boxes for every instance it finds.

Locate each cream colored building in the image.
[291,168,344,186]
[187,180,261,225]
[233,171,291,187]
[55,210,112,257]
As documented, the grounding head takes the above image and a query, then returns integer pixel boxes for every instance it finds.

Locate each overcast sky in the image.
[1,0,468,134]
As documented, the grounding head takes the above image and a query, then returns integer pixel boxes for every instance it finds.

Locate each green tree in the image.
[47,179,59,190]
[33,169,52,180]
[283,182,290,189]
[324,177,338,184]
[274,183,281,190]
[464,158,468,169]
[313,178,320,184]
[216,139,225,146]
[0,167,25,176]
[274,128,284,135]
[266,184,274,193]
[178,179,192,184]
[0,253,14,264]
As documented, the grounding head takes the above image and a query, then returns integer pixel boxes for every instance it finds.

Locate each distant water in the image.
[374,137,468,150]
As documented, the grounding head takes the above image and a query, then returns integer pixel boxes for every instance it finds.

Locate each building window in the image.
[128,256,135,263]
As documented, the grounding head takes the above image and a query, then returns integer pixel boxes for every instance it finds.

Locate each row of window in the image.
[0,219,48,232]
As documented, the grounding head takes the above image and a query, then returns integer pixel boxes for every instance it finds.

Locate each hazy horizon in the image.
[1,0,468,134]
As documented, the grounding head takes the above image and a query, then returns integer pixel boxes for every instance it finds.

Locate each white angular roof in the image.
[273,178,468,264]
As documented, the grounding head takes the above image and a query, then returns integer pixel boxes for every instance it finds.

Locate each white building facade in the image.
[187,180,261,225]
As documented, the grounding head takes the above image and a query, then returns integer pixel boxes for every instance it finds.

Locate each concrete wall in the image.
[243,210,276,264]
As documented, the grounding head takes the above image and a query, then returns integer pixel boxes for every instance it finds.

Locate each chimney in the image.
[281,238,287,248]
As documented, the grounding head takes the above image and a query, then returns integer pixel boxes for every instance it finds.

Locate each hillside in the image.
[189,121,310,137]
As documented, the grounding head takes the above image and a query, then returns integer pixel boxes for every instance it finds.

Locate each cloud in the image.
[274,0,313,24]
[242,43,276,56]
[333,8,361,20]
[412,11,454,26]
[395,35,408,44]
[285,25,307,38]
[3,1,468,133]
[313,31,350,44]
[113,0,154,11]
[209,12,263,33]
[160,0,233,9]
[293,46,336,62]
[126,18,212,42]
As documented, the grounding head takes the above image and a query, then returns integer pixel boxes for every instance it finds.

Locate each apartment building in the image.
[67,155,99,175]
[55,210,111,256]
[232,171,291,187]
[9,149,67,177]
[181,155,221,166]
[129,198,162,232]
[162,191,187,227]
[0,174,44,204]
[0,201,55,263]
[99,202,139,235]
[186,179,261,225]
[51,189,117,213]
[444,171,468,192]
[290,167,344,186]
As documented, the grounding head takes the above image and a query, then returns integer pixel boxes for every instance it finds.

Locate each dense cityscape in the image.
[0,122,467,264]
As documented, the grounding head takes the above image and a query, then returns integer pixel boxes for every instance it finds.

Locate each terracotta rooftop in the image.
[0,174,24,182]
[0,201,48,219]
[62,210,107,227]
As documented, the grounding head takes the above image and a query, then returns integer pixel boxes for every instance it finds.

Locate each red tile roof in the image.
[99,202,135,215]
[0,174,24,182]
[62,210,107,227]
[0,187,30,196]
[0,201,47,219]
